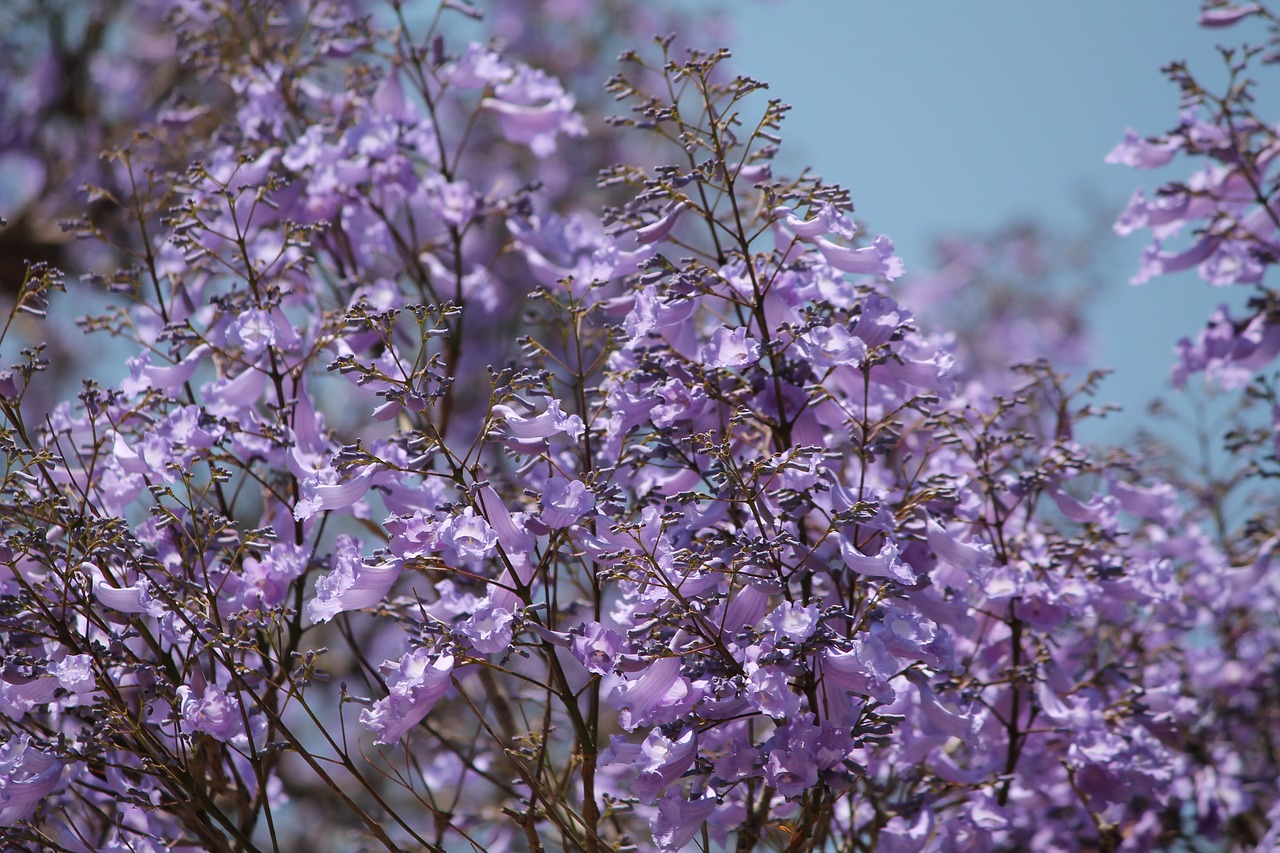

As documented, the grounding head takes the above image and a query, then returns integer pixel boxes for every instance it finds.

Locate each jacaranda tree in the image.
[1,1,1278,850]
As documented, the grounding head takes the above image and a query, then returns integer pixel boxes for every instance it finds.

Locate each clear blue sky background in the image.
[712,1,1259,440]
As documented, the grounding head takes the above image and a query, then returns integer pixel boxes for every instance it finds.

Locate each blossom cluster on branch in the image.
[0,1,1278,851]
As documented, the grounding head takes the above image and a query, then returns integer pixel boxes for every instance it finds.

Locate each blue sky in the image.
[719,2,1258,438]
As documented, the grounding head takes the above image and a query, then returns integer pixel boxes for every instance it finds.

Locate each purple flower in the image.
[447,43,511,89]
[1130,236,1220,285]
[49,655,94,694]
[293,464,378,521]
[771,203,856,240]
[386,510,446,558]
[176,684,264,749]
[540,475,595,528]
[609,657,698,731]
[0,678,57,721]
[571,622,625,676]
[814,234,904,280]
[482,65,585,157]
[121,345,210,396]
[926,519,992,578]
[438,507,499,563]
[1106,128,1182,169]
[1108,478,1179,523]
[459,605,515,655]
[0,736,64,826]
[840,537,917,585]
[635,200,690,244]
[1050,488,1119,531]
[1199,3,1263,27]
[222,541,307,614]
[762,601,819,643]
[699,326,760,369]
[763,717,824,799]
[798,323,868,369]
[491,396,584,442]
[631,728,698,804]
[225,308,295,357]
[820,636,898,707]
[905,669,981,744]
[712,732,759,784]
[361,649,455,745]
[746,662,802,720]
[872,605,955,672]
[650,790,717,853]
[89,564,168,618]
[876,810,934,853]
[307,535,400,624]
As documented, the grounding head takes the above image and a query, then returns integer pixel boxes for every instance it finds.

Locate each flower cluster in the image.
[0,1,1277,851]
[1109,0,1280,469]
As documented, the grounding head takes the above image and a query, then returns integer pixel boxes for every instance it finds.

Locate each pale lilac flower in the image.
[840,537,917,584]
[876,810,934,853]
[307,536,400,624]
[0,736,64,826]
[1130,236,1219,285]
[203,361,268,417]
[176,684,264,748]
[815,234,905,280]
[798,323,867,369]
[428,177,475,227]
[386,510,445,558]
[491,397,584,442]
[0,679,57,721]
[571,622,625,675]
[712,736,759,784]
[1113,188,1192,238]
[121,345,210,396]
[631,728,698,804]
[223,541,308,614]
[293,463,378,521]
[1199,3,1263,27]
[905,670,981,743]
[771,203,856,240]
[1106,128,1183,169]
[482,69,584,158]
[925,519,992,577]
[1108,479,1180,523]
[746,663,801,719]
[49,655,94,694]
[1051,488,1119,531]
[873,605,954,672]
[635,201,690,244]
[447,43,512,89]
[820,636,898,706]
[89,564,168,618]
[609,656,697,731]
[699,326,759,369]
[650,790,717,853]
[360,650,455,744]
[226,309,280,357]
[459,605,515,655]
[764,740,819,798]
[762,601,819,643]
[539,475,595,528]
[438,507,498,563]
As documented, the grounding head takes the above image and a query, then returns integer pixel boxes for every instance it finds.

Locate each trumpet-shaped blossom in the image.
[360,650,456,745]
[307,535,400,624]
[0,737,63,827]
[176,684,265,749]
